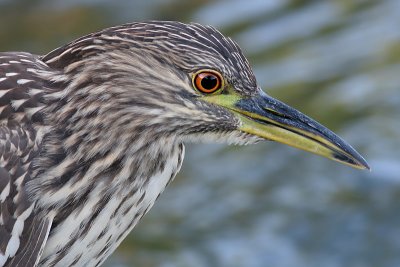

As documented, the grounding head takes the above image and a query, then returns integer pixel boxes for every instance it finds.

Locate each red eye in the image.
[193,70,223,94]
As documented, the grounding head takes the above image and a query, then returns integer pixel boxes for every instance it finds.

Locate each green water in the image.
[1,0,399,266]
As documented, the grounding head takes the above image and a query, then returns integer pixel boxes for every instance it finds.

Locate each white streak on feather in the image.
[13,172,27,191]
[5,235,20,258]
[0,181,10,202]
[0,253,7,266]
[25,106,44,119]
[44,47,73,64]
[11,99,28,110]
[17,204,34,221]
[28,88,43,96]
[0,88,12,98]
[17,79,32,85]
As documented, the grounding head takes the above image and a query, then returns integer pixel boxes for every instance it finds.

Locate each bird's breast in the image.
[39,143,185,267]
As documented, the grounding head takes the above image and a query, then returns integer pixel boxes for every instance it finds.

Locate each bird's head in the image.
[42,21,369,170]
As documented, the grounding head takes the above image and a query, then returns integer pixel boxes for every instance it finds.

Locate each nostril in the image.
[263,107,291,119]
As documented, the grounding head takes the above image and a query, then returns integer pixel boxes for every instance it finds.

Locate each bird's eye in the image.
[193,70,223,94]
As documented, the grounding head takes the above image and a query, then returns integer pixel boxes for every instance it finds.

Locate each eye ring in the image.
[192,70,223,94]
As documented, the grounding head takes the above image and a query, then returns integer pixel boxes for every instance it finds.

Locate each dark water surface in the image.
[1,1,399,266]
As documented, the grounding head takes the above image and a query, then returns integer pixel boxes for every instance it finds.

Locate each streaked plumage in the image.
[0,21,368,267]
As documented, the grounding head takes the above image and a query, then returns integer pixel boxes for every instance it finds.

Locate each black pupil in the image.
[201,75,218,90]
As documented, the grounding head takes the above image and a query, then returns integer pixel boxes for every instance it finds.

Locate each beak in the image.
[203,89,369,170]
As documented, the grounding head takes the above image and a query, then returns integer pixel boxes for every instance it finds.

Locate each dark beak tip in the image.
[352,154,371,171]
[361,160,371,171]
[333,151,370,171]
[358,160,371,171]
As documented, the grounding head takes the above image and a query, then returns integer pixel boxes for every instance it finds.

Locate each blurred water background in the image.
[1,0,399,266]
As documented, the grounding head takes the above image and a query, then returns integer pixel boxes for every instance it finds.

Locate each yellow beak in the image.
[203,89,369,170]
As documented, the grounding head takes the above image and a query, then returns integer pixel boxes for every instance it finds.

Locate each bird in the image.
[0,21,369,267]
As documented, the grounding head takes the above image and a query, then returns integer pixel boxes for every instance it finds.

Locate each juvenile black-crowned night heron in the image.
[0,21,369,267]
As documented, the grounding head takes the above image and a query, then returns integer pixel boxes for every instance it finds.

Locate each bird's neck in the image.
[30,86,182,213]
